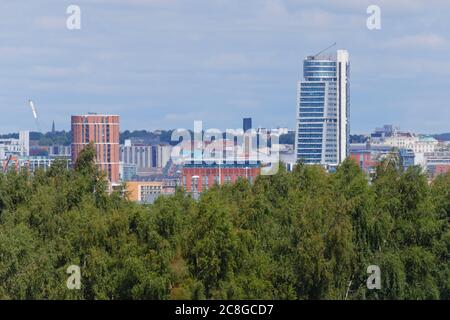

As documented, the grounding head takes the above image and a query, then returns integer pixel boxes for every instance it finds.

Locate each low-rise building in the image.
[182,162,260,193]
[125,181,164,203]
[424,152,450,178]
[2,155,70,174]
[375,133,438,154]
[0,131,29,159]
[350,143,415,175]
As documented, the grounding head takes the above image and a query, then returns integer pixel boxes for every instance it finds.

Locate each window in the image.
[300,98,325,102]
[304,61,335,67]
[298,134,323,138]
[300,113,324,118]
[304,72,336,77]
[301,92,324,96]
[300,103,324,107]
[299,108,324,113]
[303,67,336,72]
[299,118,324,123]
[202,176,208,190]
[298,139,323,143]
[191,178,199,192]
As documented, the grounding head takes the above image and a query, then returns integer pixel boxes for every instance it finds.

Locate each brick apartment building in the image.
[71,114,120,183]
[182,162,260,193]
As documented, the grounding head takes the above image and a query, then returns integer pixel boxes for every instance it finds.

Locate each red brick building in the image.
[430,164,450,177]
[182,163,260,193]
[71,114,120,183]
[349,151,379,174]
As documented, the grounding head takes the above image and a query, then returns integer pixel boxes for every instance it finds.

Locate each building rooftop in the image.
[419,135,438,142]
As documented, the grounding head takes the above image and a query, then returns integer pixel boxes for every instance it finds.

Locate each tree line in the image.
[0,145,448,299]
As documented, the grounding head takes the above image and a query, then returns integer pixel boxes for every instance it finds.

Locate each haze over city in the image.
[1,0,449,134]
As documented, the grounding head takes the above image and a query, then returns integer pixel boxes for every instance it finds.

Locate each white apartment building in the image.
[382,134,438,154]
[0,131,30,159]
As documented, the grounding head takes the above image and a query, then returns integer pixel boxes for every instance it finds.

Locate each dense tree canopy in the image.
[0,146,448,299]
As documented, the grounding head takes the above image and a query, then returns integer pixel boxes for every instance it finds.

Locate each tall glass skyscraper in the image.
[295,50,350,168]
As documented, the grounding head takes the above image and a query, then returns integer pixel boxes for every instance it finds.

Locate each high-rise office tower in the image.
[295,49,350,167]
[71,114,120,183]
[243,117,252,133]
[243,117,253,158]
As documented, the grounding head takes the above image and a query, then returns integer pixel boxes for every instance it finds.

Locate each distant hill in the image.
[3,130,448,146]
[432,133,450,141]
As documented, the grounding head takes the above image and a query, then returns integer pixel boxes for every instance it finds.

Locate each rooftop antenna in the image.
[312,42,337,59]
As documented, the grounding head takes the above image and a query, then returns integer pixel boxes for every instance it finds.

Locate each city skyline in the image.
[1,1,450,134]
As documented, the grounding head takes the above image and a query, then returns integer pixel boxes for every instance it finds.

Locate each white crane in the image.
[28,99,41,132]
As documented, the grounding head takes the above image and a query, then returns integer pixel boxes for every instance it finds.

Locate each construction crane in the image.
[311,42,337,59]
[28,99,41,132]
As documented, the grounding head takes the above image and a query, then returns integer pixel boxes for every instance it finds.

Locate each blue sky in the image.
[1,0,449,134]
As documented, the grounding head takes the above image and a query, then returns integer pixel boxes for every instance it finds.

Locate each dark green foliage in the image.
[0,155,448,300]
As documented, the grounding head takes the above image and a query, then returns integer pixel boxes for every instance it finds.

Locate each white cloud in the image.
[32,64,91,77]
[204,53,249,69]
[34,16,66,30]
[383,33,448,49]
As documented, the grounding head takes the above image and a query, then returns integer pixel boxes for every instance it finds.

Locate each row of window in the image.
[300,103,324,107]
[300,88,325,93]
[304,61,336,66]
[300,97,324,102]
[298,143,323,148]
[298,149,322,154]
[299,108,324,113]
[298,129,323,134]
[305,77,337,82]
[299,123,323,128]
[299,118,324,123]
[300,91,325,96]
[304,72,336,78]
[298,133,323,138]
[301,82,326,86]
[298,139,323,143]
[298,154,322,159]
[300,113,324,118]
[304,67,336,72]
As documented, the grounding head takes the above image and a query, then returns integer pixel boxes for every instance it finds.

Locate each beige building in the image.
[378,134,438,154]
[125,181,163,202]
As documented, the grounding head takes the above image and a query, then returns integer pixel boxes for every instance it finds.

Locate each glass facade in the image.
[243,118,252,133]
[296,51,349,166]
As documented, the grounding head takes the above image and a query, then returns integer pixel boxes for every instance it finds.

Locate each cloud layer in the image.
[0,0,449,134]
